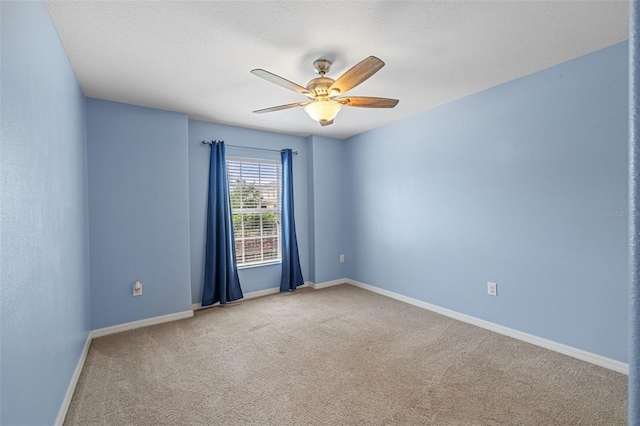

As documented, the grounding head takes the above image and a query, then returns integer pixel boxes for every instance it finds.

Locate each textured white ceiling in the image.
[45,1,628,140]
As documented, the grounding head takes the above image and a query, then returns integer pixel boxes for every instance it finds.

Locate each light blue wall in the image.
[0,2,91,424]
[307,135,347,283]
[629,2,639,422]
[87,99,192,329]
[344,42,629,362]
[188,120,309,303]
[307,137,316,283]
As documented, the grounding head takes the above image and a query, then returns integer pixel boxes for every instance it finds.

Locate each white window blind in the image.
[227,157,281,267]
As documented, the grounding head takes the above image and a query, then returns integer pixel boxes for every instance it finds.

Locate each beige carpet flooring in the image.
[65,284,627,425]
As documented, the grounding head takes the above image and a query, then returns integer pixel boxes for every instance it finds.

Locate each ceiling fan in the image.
[251,56,399,126]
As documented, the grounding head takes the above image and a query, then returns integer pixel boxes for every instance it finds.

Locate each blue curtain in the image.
[202,141,243,306]
[280,149,304,291]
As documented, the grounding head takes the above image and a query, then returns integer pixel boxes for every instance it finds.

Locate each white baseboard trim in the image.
[192,282,313,311]
[346,279,629,375]
[191,281,313,311]
[91,310,194,338]
[308,278,347,290]
[192,286,281,310]
[55,332,92,426]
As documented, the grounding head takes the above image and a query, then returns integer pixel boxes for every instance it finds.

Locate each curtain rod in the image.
[201,140,298,155]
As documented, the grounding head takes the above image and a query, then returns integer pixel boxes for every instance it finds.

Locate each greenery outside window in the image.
[227,157,281,267]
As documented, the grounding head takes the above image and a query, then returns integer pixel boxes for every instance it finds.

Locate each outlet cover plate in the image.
[133,281,143,296]
[487,282,497,296]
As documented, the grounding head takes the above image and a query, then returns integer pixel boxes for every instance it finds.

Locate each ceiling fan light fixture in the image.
[251,56,397,127]
[304,100,342,123]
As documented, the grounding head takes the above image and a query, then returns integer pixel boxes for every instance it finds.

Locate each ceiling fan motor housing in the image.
[306,76,336,97]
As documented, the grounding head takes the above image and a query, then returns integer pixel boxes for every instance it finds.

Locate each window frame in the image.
[226,156,282,269]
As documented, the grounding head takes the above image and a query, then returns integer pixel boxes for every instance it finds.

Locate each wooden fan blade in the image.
[253,102,308,114]
[251,69,312,96]
[337,97,399,108]
[319,119,334,127]
[329,56,385,95]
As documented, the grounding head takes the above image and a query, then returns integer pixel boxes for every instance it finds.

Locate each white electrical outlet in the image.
[340,254,345,263]
[133,281,143,296]
[487,282,497,296]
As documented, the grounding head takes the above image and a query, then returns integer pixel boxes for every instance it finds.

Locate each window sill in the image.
[237,261,281,270]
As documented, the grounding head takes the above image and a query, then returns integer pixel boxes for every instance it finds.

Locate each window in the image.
[227,157,281,267]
